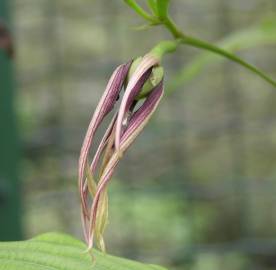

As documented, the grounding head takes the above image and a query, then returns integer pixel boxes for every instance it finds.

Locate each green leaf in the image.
[0,232,167,270]
[167,19,276,94]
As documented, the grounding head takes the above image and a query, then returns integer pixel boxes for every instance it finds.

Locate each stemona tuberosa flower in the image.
[78,53,164,251]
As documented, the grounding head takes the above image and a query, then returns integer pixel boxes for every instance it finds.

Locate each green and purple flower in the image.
[78,53,164,251]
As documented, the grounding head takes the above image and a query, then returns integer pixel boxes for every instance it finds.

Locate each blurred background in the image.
[1,0,276,269]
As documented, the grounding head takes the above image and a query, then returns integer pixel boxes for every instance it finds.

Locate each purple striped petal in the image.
[90,114,117,174]
[121,80,164,151]
[87,81,164,250]
[115,54,160,151]
[81,114,117,202]
[78,61,131,214]
[81,116,117,246]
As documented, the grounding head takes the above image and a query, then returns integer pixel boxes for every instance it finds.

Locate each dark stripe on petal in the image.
[121,80,164,150]
[87,82,163,249]
[78,61,131,221]
[115,55,159,151]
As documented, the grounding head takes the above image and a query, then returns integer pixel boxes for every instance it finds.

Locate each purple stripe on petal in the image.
[121,81,164,151]
[81,115,117,222]
[90,114,117,174]
[114,68,151,147]
[82,115,117,207]
[115,54,159,151]
[125,68,152,110]
[78,61,131,212]
[87,81,163,250]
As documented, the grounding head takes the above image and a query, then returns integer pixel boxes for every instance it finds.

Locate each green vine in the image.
[124,0,276,88]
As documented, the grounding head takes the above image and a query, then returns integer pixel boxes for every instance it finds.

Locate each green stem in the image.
[162,16,276,88]
[181,35,276,87]
[162,17,185,39]
[124,0,276,88]
[150,39,181,61]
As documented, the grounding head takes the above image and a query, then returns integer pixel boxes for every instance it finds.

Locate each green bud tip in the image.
[127,56,164,100]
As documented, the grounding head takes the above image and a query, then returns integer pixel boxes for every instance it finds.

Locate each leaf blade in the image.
[0,232,167,270]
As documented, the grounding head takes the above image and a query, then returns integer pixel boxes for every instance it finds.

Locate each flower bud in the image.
[126,55,164,99]
[78,52,164,252]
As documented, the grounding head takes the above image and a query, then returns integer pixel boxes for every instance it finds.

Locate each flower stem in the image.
[124,1,276,87]
[160,16,276,88]
[161,17,185,39]
[150,39,181,61]
[181,35,276,87]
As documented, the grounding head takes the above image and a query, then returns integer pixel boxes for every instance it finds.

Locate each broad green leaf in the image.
[167,19,276,94]
[0,232,167,270]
